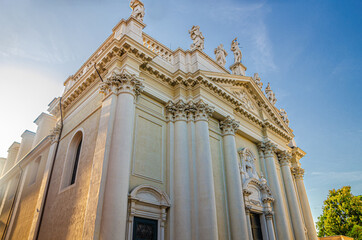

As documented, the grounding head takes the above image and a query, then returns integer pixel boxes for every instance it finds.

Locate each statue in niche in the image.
[279,108,290,125]
[253,73,263,89]
[214,44,228,67]
[130,0,145,22]
[239,148,259,180]
[265,82,277,105]
[231,38,242,63]
[189,25,204,51]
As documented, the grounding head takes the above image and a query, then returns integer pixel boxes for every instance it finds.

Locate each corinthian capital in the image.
[277,150,292,167]
[291,167,305,180]
[193,100,214,121]
[99,69,144,97]
[49,123,62,144]
[258,141,276,157]
[220,116,240,135]
[166,100,188,121]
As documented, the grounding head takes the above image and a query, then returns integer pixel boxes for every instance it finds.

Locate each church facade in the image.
[0,1,318,240]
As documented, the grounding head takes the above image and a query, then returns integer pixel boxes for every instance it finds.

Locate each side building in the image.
[0,1,318,239]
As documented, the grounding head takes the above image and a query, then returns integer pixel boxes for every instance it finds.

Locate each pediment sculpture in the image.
[130,0,145,22]
[214,44,228,67]
[232,90,255,111]
[189,26,204,51]
[231,38,242,63]
[253,73,263,89]
[265,82,277,105]
[279,108,290,125]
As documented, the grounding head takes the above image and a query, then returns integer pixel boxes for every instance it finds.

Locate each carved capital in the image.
[220,116,240,135]
[166,100,188,121]
[264,210,274,219]
[258,141,276,157]
[49,123,62,144]
[291,167,305,180]
[277,150,292,167]
[262,197,274,204]
[99,70,144,97]
[193,100,214,121]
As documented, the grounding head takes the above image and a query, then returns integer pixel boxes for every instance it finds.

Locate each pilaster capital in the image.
[99,69,144,97]
[219,116,240,136]
[262,197,274,204]
[277,150,292,167]
[193,100,214,121]
[291,167,305,180]
[264,210,274,219]
[166,100,188,121]
[49,123,62,144]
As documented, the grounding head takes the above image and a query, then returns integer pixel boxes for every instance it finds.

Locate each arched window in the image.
[61,131,83,189]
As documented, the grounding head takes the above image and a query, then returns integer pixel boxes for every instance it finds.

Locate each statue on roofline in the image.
[189,25,204,51]
[231,38,242,63]
[253,73,263,89]
[265,82,277,105]
[130,0,145,22]
[214,44,228,67]
[279,108,290,125]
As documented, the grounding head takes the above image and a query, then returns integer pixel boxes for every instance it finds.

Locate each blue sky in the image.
[0,0,361,224]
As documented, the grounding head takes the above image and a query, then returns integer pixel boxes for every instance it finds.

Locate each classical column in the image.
[166,111,175,240]
[245,206,253,240]
[260,213,269,240]
[100,70,144,239]
[220,116,250,239]
[264,211,276,240]
[166,100,192,240]
[258,142,293,240]
[278,151,306,240]
[193,100,218,240]
[292,167,318,240]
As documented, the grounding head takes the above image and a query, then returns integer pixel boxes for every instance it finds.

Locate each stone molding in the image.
[219,116,240,136]
[166,99,214,122]
[99,69,144,97]
[291,167,305,180]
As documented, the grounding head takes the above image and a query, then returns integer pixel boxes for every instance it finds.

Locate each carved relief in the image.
[232,89,255,111]
[265,82,277,105]
[130,0,145,22]
[214,44,228,67]
[239,148,259,180]
[189,26,204,51]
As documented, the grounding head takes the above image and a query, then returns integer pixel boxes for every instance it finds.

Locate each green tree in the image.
[317,186,362,239]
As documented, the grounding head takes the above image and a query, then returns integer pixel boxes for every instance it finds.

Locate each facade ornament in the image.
[214,44,228,67]
[231,38,242,63]
[193,100,214,121]
[238,148,259,180]
[253,73,263,89]
[219,116,240,136]
[291,167,305,180]
[49,123,62,144]
[258,141,276,157]
[189,26,204,51]
[99,69,144,97]
[277,150,292,167]
[232,90,255,111]
[130,0,145,22]
[166,99,188,121]
[279,108,290,126]
[265,83,277,105]
[264,210,274,219]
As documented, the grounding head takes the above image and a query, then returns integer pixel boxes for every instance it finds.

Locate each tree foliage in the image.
[317,186,362,239]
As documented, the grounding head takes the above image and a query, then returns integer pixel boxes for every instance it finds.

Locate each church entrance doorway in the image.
[250,213,263,240]
[132,217,158,240]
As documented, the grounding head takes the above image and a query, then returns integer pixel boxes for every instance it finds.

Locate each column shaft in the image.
[293,168,318,240]
[262,143,293,239]
[265,214,276,240]
[220,116,249,240]
[279,153,306,240]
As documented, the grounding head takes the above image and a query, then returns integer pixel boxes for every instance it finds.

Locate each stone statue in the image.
[214,44,228,67]
[189,25,204,51]
[279,108,290,125]
[239,148,259,180]
[231,38,242,63]
[253,73,263,89]
[130,0,145,22]
[265,82,277,105]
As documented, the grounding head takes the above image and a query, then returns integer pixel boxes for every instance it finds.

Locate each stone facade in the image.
[0,1,318,239]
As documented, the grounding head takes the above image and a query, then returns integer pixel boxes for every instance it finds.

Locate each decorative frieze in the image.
[219,116,240,136]
[291,167,305,180]
[99,70,144,97]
